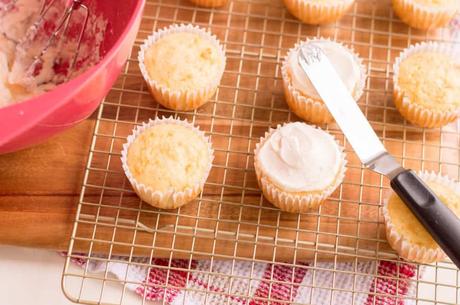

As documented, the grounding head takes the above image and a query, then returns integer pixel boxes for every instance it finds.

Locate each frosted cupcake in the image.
[283,0,355,25]
[282,38,366,124]
[392,0,459,30]
[188,0,228,7]
[121,117,214,209]
[139,24,226,111]
[383,172,460,263]
[393,42,460,128]
[254,122,347,213]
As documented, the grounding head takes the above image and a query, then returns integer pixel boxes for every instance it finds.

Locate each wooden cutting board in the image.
[0,113,391,261]
[0,112,454,262]
[0,118,95,250]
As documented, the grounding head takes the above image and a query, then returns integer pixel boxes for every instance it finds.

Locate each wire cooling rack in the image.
[62,0,460,304]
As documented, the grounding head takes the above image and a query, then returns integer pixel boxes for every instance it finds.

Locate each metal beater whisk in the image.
[3,0,90,80]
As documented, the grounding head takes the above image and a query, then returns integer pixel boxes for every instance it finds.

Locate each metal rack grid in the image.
[62,0,460,304]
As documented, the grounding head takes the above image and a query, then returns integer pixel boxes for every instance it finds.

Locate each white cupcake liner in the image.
[382,171,460,264]
[188,0,228,7]
[121,117,214,209]
[138,24,226,111]
[282,0,355,25]
[254,123,347,213]
[281,37,367,124]
[392,0,459,30]
[393,41,460,128]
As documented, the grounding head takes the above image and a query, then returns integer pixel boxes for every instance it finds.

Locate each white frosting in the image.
[0,0,43,107]
[287,40,361,100]
[258,122,342,192]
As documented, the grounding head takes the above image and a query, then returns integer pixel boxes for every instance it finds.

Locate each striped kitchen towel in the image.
[75,257,419,305]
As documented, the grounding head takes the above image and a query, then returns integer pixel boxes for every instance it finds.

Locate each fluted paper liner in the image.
[383,171,460,264]
[188,0,228,7]
[392,0,459,30]
[138,24,226,111]
[254,123,347,213]
[282,0,355,25]
[393,41,460,128]
[121,117,214,209]
[282,37,367,124]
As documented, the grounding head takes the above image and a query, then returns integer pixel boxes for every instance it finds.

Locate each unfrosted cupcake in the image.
[383,172,460,264]
[392,0,459,30]
[254,122,347,213]
[139,24,226,111]
[188,0,228,7]
[121,117,214,209]
[283,0,355,24]
[393,42,460,128]
[282,38,366,124]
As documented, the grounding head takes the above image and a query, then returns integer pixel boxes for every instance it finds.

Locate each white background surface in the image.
[0,245,457,305]
[0,246,160,305]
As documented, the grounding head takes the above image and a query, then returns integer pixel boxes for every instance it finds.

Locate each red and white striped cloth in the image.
[74,257,419,305]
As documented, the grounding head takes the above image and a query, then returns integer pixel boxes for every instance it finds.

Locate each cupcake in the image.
[392,0,459,30]
[393,42,460,128]
[282,38,366,124]
[283,0,355,25]
[383,172,460,264]
[121,117,214,209]
[188,0,228,7]
[138,24,226,111]
[254,122,347,213]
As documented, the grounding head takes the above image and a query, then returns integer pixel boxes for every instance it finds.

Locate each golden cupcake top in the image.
[412,0,458,7]
[143,32,224,91]
[397,51,460,112]
[387,180,460,249]
[126,123,211,193]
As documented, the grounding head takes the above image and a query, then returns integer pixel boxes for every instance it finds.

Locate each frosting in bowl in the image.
[258,122,342,192]
[0,0,107,108]
[287,40,361,100]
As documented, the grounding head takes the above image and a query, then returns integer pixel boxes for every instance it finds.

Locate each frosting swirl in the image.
[287,40,361,100]
[258,122,342,192]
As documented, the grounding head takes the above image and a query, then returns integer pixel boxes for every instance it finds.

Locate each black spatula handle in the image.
[391,170,460,268]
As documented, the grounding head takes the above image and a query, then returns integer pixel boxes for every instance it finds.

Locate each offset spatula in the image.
[298,44,460,268]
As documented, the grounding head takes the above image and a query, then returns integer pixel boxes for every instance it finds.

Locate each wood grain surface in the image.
[0,118,95,250]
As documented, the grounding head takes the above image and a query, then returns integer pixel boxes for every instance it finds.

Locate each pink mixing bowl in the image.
[0,0,145,154]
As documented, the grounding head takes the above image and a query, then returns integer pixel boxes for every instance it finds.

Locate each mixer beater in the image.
[2,0,91,82]
[28,0,89,79]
